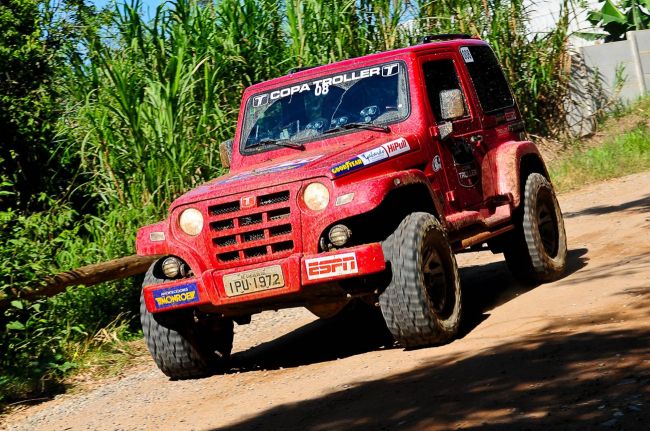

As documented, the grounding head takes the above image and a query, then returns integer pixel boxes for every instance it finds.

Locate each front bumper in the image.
[142,242,386,313]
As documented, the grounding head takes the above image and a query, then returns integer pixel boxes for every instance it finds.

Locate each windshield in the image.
[241,61,409,153]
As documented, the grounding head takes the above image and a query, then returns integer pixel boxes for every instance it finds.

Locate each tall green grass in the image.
[65,0,574,211]
[551,125,650,192]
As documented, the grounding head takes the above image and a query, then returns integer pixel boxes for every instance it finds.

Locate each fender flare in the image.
[338,169,445,221]
[481,141,549,208]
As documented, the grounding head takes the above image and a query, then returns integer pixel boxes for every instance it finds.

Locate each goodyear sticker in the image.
[331,157,364,176]
[152,282,200,310]
[330,137,411,177]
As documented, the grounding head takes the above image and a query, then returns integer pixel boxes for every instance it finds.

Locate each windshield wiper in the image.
[250,138,305,150]
[323,122,391,134]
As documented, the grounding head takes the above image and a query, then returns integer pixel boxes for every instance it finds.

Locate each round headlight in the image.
[179,208,203,236]
[303,182,330,211]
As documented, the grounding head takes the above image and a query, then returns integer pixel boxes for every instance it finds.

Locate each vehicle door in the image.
[418,52,485,211]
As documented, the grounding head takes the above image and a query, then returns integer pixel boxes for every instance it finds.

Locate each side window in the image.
[463,45,514,113]
[422,59,468,121]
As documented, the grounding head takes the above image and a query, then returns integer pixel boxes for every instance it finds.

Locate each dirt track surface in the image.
[3,172,650,431]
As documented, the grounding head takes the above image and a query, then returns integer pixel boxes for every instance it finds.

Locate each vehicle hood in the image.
[170,133,413,209]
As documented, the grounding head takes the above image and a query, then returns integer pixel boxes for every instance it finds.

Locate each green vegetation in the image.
[586,0,650,42]
[550,98,650,191]
[551,125,650,191]
[0,0,636,408]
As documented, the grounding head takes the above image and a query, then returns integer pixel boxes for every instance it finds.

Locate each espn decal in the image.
[152,282,200,310]
[331,137,410,177]
[305,252,358,280]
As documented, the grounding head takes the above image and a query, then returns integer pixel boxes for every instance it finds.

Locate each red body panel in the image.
[142,242,385,313]
[136,37,548,314]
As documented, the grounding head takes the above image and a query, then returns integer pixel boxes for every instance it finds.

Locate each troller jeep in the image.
[136,35,567,378]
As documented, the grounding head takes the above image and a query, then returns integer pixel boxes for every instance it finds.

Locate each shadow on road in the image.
[230,248,590,373]
[458,248,588,337]
[230,303,394,372]
[219,327,650,431]
[563,194,650,218]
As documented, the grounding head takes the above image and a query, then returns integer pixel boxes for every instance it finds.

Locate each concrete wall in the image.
[568,29,650,136]
[581,39,639,103]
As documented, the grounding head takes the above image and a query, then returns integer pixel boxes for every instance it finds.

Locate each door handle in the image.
[469,134,483,144]
[469,134,485,155]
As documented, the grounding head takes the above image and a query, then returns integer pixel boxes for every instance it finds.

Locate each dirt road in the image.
[3,172,650,431]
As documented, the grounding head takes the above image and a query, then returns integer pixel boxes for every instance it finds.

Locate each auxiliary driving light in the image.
[162,256,183,278]
[328,224,352,247]
[179,208,203,236]
[303,182,330,211]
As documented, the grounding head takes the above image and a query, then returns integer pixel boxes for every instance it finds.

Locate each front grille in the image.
[268,208,290,221]
[259,191,290,206]
[242,230,265,242]
[269,225,291,237]
[214,236,237,247]
[212,219,234,231]
[271,241,294,253]
[239,213,263,226]
[219,251,240,262]
[209,201,240,216]
[208,189,296,265]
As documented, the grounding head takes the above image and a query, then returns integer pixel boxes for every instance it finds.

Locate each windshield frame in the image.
[238,60,411,156]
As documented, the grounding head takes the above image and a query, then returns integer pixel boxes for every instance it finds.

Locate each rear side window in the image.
[462,45,514,114]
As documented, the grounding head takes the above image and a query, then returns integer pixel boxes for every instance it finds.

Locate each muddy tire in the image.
[140,263,233,379]
[379,212,462,348]
[504,173,567,284]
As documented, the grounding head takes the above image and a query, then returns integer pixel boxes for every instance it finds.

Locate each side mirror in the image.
[219,139,234,169]
[439,89,466,121]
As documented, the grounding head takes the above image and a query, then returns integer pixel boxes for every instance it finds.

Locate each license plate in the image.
[223,265,285,297]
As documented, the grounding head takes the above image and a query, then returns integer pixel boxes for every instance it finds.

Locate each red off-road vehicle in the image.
[136,35,567,378]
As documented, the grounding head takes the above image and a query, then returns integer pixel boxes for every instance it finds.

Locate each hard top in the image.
[244,37,487,95]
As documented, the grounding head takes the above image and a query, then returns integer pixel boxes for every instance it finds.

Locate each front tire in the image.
[379,212,462,348]
[140,263,233,379]
[504,173,567,284]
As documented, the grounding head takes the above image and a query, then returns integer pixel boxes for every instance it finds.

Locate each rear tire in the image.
[140,263,233,379]
[504,173,567,284]
[379,212,462,348]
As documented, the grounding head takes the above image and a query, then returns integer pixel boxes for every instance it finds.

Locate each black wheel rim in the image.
[423,243,452,318]
[537,190,559,257]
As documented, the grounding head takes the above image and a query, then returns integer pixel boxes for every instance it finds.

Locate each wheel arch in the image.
[483,141,549,209]
[319,181,443,250]
[520,153,550,181]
